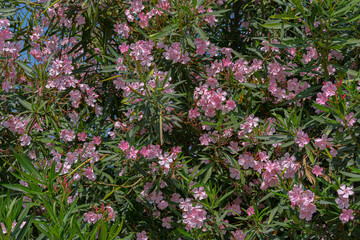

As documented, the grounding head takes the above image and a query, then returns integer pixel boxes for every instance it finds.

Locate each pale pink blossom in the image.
[337,185,354,199]
[118,140,130,151]
[295,130,309,148]
[19,134,32,146]
[92,136,101,145]
[339,209,354,224]
[192,186,207,200]
[158,200,168,210]
[231,230,247,240]
[314,134,333,150]
[77,132,87,141]
[136,230,148,240]
[60,129,76,142]
[312,165,323,177]
[247,206,255,216]
[162,217,173,229]
[83,167,96,181]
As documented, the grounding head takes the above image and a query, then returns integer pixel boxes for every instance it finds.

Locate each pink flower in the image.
[114,22,130,38]
[288,185,302,206]
[205,8,218,27]
[69,90,82,108]
[171,193,181,203]
[1,221,26,235]
[105,206,116,222]
[345,112,357,127]
[179,198,193,212]
[322,81,337,97]
[299,202,317,221]
[115,57,126,71]
[240,114,259,134]
[2,81,12,92]
[92,136,101,145]
[162,217,173,229]
[108,131,116,139]
[335,197,350,209]
[280,153,300,179]
[294,130,309,148]
[158,200,168,210]
[73,173,80,181]
[19,134,32,146]
[150,190,164,204]
[136,230,148,240]
[226,200,242,216]
[339,209,354,224]
[224,101,237,114]
[119,42,129,53]
[83,167,96,181]
[114,121,122,129]
[194,38,209,56]
[192,186,208,200]
[83,211,102,224]
[126,146,139,159]
[60,129,76,142]
[247,206,255,216]
[229,141,239,153]
[118,140,130,151]
[199,134,214,146]
[189,107,200,120]
[330,148,338,157]
[182,206,207,230]
[158,152,173,170]
[312,165,323,177]
[77,132,87,141]
[206,77,219,88]
[231,230,247,240]
[337,185,354,199]
[314,134,333,150]
[316,92,328,105]
[229,167,240,179]
[238,152,255,170]
[288,185,317,221]
[163,42,190,64]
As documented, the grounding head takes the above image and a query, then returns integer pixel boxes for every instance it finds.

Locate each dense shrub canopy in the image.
[1,0,360,239]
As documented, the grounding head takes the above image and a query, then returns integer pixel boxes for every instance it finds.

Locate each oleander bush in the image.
[1,0,360,239]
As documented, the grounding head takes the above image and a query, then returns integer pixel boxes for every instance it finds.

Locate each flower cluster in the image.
[288,185,317,221]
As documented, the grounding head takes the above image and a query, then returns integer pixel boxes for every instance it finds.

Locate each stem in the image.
[103,177,144,201]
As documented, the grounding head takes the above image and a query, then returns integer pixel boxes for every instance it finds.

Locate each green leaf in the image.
[270,14,299,20]
[108,218,124,240]
[311,116,340,125]
[305,146,315,164]
[262,22,291,29]
[150,23,178,40]
[216,190,235,206]
[14,153,44,182]
[201,121,217,126]
[238,82,266,89]
[312,103,332,113]
[99,221,108,240]
[201,164,214,184]
[17,98,33,111]
[193,25,207,40]
[256,134,289,142]
[1,184,43,195]
[16,61,35,75]
[198,9,230,17]
[267,207,278,224]
[291,0,306,15]
[340,171,360,178]
[177,228,194,238]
